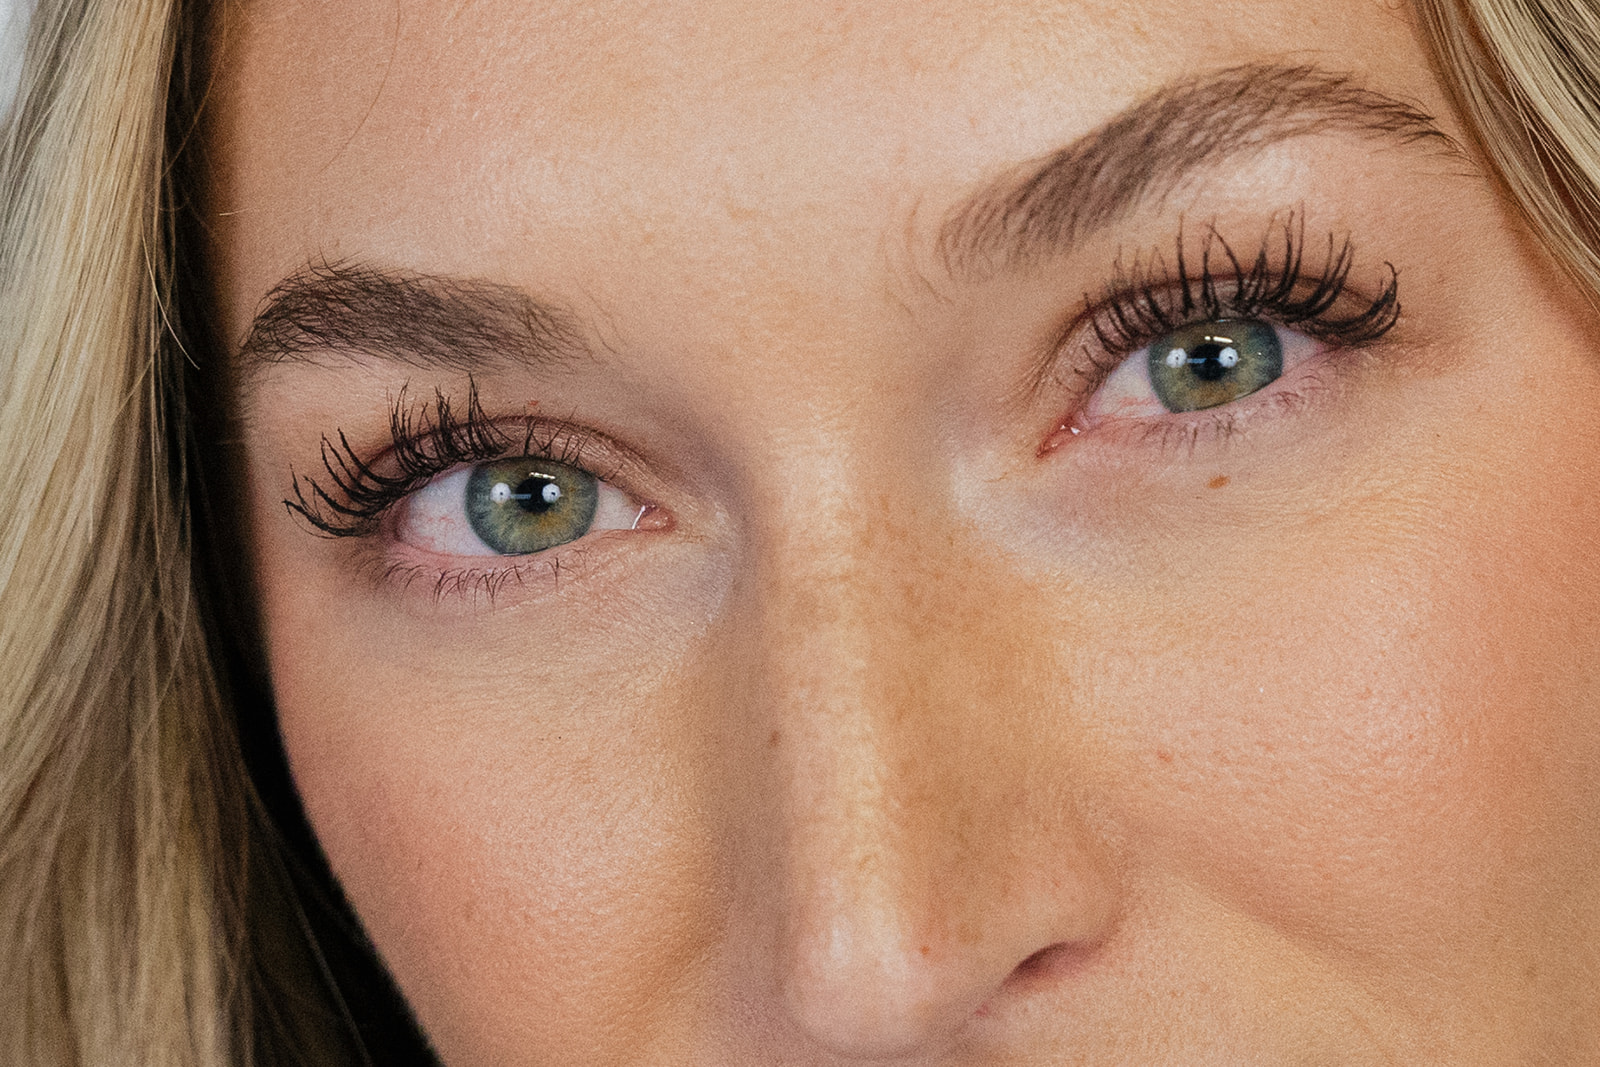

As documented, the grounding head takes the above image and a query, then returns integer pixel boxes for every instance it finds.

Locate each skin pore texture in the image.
[207,0,1600,1063]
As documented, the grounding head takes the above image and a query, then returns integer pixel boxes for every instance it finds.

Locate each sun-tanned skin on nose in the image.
[209,0,1600,1062]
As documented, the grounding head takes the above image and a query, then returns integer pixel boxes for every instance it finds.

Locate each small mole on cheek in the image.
[1207,475,1230,489]
[768,730,781,748]
[1155,748,1174,764]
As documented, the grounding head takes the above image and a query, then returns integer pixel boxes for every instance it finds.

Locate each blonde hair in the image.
[1416,0,1600,301]
[0,0,244,1063]
[0,0,1597,1063]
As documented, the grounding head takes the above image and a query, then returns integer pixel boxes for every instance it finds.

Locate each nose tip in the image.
[782,907,964,1058]
[781,895,1116,1059]
[776,819,1119,1059]
[746,487,1119,1058]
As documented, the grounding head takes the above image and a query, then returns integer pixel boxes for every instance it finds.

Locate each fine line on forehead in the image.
[232,64,1461,382]
[936,63,1463,278]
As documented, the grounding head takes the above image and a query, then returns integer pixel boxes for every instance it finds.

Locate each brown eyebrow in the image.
[236,261,590,381]
[937,63,1464,277]
[237,66,1459,378]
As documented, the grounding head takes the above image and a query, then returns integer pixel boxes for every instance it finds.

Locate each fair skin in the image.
[207,0,1600,1063]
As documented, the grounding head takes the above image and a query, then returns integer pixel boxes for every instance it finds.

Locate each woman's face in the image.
[208,0,1600,1062]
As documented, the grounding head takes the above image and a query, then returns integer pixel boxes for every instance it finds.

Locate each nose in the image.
[746,483,1119,1059]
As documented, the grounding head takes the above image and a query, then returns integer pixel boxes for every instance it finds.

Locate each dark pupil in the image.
[1145,318,1282,413]
[1188,341,1233,382]
[509,475,560,514]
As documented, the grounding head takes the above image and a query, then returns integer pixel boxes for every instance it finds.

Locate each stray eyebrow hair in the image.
[938,63,1463,276]
[236,261,588,381]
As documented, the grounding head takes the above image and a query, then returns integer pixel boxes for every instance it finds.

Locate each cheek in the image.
[1082,378,1600,994]
[248,329,1600,1060]
[259,545,733,1065]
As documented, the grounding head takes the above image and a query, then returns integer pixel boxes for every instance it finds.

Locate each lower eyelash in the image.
[366,550,578,605]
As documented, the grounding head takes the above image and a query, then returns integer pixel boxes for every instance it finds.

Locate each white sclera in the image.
[396,465,644,556]
[1083,322,1319,423]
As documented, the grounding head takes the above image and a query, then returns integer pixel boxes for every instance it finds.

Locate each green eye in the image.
[1146,319,1283,413]
[465,457,599,555]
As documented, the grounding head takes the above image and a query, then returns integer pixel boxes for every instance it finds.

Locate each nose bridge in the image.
[755,453,972,829]
[745,454,1114,1057]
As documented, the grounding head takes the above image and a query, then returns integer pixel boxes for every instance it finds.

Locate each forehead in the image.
[206,0,1445,343]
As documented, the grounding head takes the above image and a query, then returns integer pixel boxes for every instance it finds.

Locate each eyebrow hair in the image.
[937,63,1463,276]
[236,261,589,380]
[236,65,1458,378]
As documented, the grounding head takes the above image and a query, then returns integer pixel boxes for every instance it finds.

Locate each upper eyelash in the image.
[288,219,1394,536]
[285,379,593,538]
[1084,212,1400,364]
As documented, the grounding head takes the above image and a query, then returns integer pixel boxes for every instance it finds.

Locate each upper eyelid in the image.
[1057,221,1398,360]
[283,385,639,538]
[1025,219,1400,417]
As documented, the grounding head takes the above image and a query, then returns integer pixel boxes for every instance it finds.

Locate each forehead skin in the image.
[207,0,1444,341]
[207,1,1600,1065]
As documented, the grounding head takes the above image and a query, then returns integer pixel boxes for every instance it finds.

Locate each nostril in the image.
[1014,944,1061,977]
[971,942,1098,1022]
[1005,940,1097,988]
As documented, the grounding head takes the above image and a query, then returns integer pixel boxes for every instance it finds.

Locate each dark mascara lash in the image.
[285,379,584,538]
[1087,213,1400,360]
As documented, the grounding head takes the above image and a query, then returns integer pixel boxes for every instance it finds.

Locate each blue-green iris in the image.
[1147,319,1282,412]
[465,458,599,555]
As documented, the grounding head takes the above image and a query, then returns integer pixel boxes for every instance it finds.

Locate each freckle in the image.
[1156,748,1174,764]
[921,944,931,957]
[1207,474,1230,489]
[768,730,781,748]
